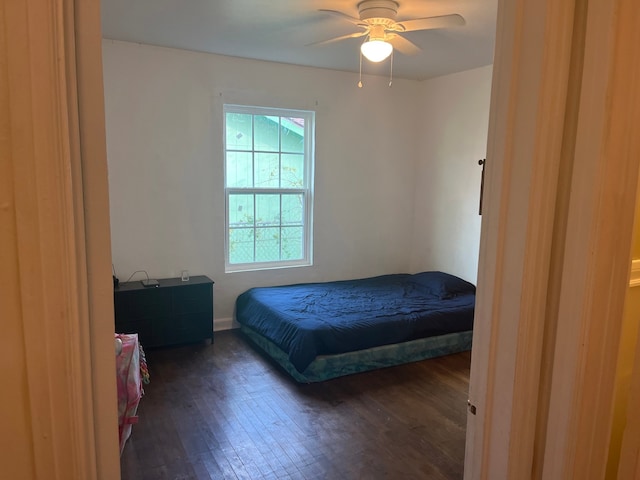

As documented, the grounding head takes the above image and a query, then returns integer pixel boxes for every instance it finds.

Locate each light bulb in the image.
[360,40,393,63]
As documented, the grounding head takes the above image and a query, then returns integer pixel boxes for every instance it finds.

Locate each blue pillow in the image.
[412,271,476,299]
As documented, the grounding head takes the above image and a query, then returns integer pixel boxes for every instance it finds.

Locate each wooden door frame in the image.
[3,0,120,478]
[466,0,640,478]
[73,0,122,477]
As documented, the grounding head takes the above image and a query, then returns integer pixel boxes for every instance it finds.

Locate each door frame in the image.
[465,0,640,478]
[2,0,120,478]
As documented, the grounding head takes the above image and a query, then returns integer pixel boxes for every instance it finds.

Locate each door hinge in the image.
[467,399,477,415]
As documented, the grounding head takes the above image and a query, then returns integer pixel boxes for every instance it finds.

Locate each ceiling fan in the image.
[312,0,466,63]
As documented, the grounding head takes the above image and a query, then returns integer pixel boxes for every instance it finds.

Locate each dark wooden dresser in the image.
[114,275,214,348]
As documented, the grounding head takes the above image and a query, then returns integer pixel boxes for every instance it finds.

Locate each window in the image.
[224,105,315,272]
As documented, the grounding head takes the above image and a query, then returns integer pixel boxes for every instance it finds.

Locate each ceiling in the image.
[101,0,497,81]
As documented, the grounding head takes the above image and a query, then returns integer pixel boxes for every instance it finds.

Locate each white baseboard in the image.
[214,317,239,331]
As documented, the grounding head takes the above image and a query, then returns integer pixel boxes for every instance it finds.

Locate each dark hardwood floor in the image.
[120,330,471,480]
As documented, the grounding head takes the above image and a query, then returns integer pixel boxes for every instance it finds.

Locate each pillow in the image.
[412,271,476,299]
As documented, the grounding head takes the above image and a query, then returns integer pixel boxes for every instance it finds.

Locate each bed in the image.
[235,271,475,383]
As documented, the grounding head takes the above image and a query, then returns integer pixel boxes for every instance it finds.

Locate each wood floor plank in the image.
[120,330,470,479]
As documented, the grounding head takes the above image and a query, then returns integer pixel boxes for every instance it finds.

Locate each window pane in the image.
[281,194,303,225]
[229,227,254,264]
[224,105,313,271]
[226,113,252,151]
[281,117,304,154]
[255,227,280,262]
[254,115,280,152]
[226,152,253,188]
[255,194,280,227]
[281,154,304,188]
[254,153,279,188]
[281,227,303,260]
[228,194,254,227]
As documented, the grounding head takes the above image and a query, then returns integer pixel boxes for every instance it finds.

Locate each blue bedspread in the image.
[235,272,475,373]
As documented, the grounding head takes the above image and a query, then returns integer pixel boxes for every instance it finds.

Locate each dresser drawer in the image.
[172,283,213,314]
[114,275,214,347]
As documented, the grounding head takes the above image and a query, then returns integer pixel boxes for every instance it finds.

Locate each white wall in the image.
[102,40,422,324]
[410,65,493,283]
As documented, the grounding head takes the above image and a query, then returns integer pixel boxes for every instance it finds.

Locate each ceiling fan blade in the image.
[307,30,368,47]
[388,34,421,56]
[318,9,367,27]
[397,14,466,33]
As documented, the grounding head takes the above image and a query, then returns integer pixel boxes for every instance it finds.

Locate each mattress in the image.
[235,271,476,377]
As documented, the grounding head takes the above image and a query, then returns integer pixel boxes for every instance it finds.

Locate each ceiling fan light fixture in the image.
[360,39,393,62]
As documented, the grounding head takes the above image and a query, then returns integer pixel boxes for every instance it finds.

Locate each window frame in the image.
[223,104,315,273]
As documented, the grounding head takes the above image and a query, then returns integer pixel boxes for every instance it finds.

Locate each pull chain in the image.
[389,50,393,87]
[358,50,363,88]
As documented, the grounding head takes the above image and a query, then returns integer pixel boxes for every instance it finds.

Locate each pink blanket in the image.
[115,333,146,454]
